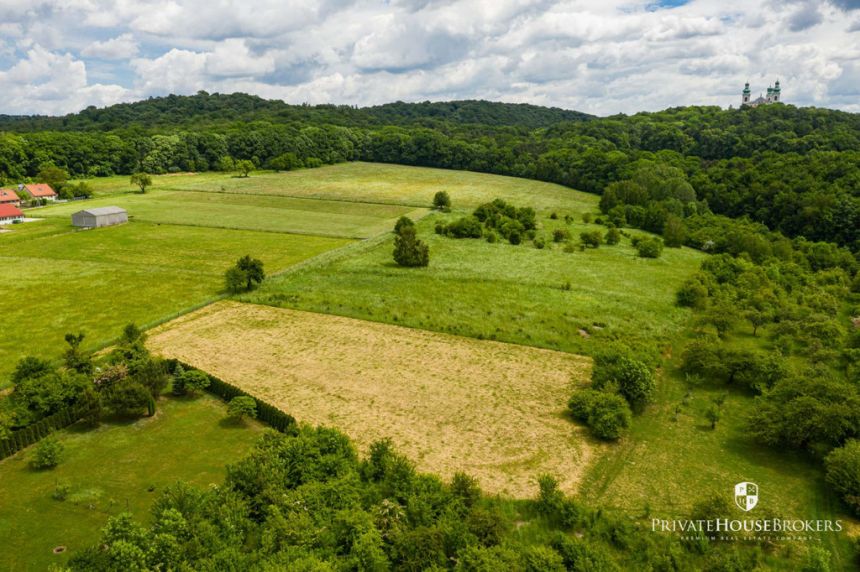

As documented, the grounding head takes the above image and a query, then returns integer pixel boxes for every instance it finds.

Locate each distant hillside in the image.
[0,93,591,132]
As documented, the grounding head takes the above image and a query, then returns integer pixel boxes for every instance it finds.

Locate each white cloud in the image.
[206,39,275,77]
[0,45,130,114]
[82,33,139,59]
[131,49,208,94]
[1,0,860,114]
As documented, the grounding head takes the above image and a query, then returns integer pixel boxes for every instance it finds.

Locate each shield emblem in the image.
[734,482,758,512]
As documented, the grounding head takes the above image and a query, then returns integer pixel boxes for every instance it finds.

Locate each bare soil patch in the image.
[148,301,595,497]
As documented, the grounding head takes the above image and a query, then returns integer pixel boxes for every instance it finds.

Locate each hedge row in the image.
[0,402,87,461]
[166,359,297,434]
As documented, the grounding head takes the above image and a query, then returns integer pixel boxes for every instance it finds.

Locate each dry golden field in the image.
[147,301,595,497]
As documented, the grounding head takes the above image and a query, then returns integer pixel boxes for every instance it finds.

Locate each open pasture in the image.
[78,162,598,213]
[0,221,349,384]
[37,189,427,239]
[245,213,706,357]
[0,395,263,571]
[147,301,595,497]
[166,162,598,212]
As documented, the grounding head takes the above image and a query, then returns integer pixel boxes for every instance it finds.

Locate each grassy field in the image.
[0,395,263,571]
[147,301,595,497]
[0,220,350,384]
[36,190,428,239]
[76,163,599,213]
[243,212,706,357]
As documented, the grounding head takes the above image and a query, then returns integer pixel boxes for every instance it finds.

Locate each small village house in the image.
[71,206,128,228]
[23,183,58,201]
[0,189,20,207]
[0,204,24,224]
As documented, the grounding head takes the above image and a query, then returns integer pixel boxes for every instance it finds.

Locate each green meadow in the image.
[0,220,350,384]
[37,190,427,239]
[244,212,706,357]
[74,162,598,212]
[0,395,263,571]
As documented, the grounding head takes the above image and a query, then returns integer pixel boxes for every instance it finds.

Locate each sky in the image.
[0,0,858,117]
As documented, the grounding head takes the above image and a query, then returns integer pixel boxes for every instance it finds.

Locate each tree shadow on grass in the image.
[218,417,249,429]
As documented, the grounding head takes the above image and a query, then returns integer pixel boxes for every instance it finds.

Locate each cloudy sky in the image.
[1,0,858,117]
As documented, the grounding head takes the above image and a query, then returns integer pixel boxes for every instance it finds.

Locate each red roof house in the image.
[0,204,24,223]
[24,183,58,200]
[0,189,20,206]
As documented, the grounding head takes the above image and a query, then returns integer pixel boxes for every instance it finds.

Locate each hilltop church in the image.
[741,80,781,107]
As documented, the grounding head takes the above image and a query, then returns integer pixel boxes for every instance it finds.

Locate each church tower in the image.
[741,82,751,106]
[772,79,781,102]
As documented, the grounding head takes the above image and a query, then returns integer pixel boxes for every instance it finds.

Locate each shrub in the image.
[533,237,546,249]
[52,482,71,501]
[432,191,451,211]
[444,216,483,238]
[31,436,63,470]
[552,229,571,243]
[228,396,258,422]
[825,440,860,516]
[549,212,558,220]
[11,356,53,386]
[508,230,522,245]
[568,390,632,440]
[605,227,621,245]
[580,231,602,248]
[103,379,153,418]
[269,152,302,171]
[582,213,593,223]
[636,237,664,258]
[676,275,710,308]
[175,369,210,396]
[485,231,498,243]
[587,394,633,440]
[591,352,656,410]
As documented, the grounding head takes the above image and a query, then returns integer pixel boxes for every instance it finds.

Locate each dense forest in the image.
[0,93,857,251]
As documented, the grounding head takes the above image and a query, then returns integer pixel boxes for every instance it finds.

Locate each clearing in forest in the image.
[147,301,595,497]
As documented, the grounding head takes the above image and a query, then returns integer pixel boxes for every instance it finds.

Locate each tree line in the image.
[0,94,857,250]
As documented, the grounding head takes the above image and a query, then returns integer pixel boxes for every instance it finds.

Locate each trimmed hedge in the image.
[0,401,89,461]
[165,359,297,434]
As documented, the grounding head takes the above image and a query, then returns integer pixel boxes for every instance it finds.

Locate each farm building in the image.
[0,204,24,224]
[23,183,57,201]
[72,206,128,228]
[0,189,20,206]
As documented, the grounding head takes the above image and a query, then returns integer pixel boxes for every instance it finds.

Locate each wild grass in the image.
[244,212,706,357]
